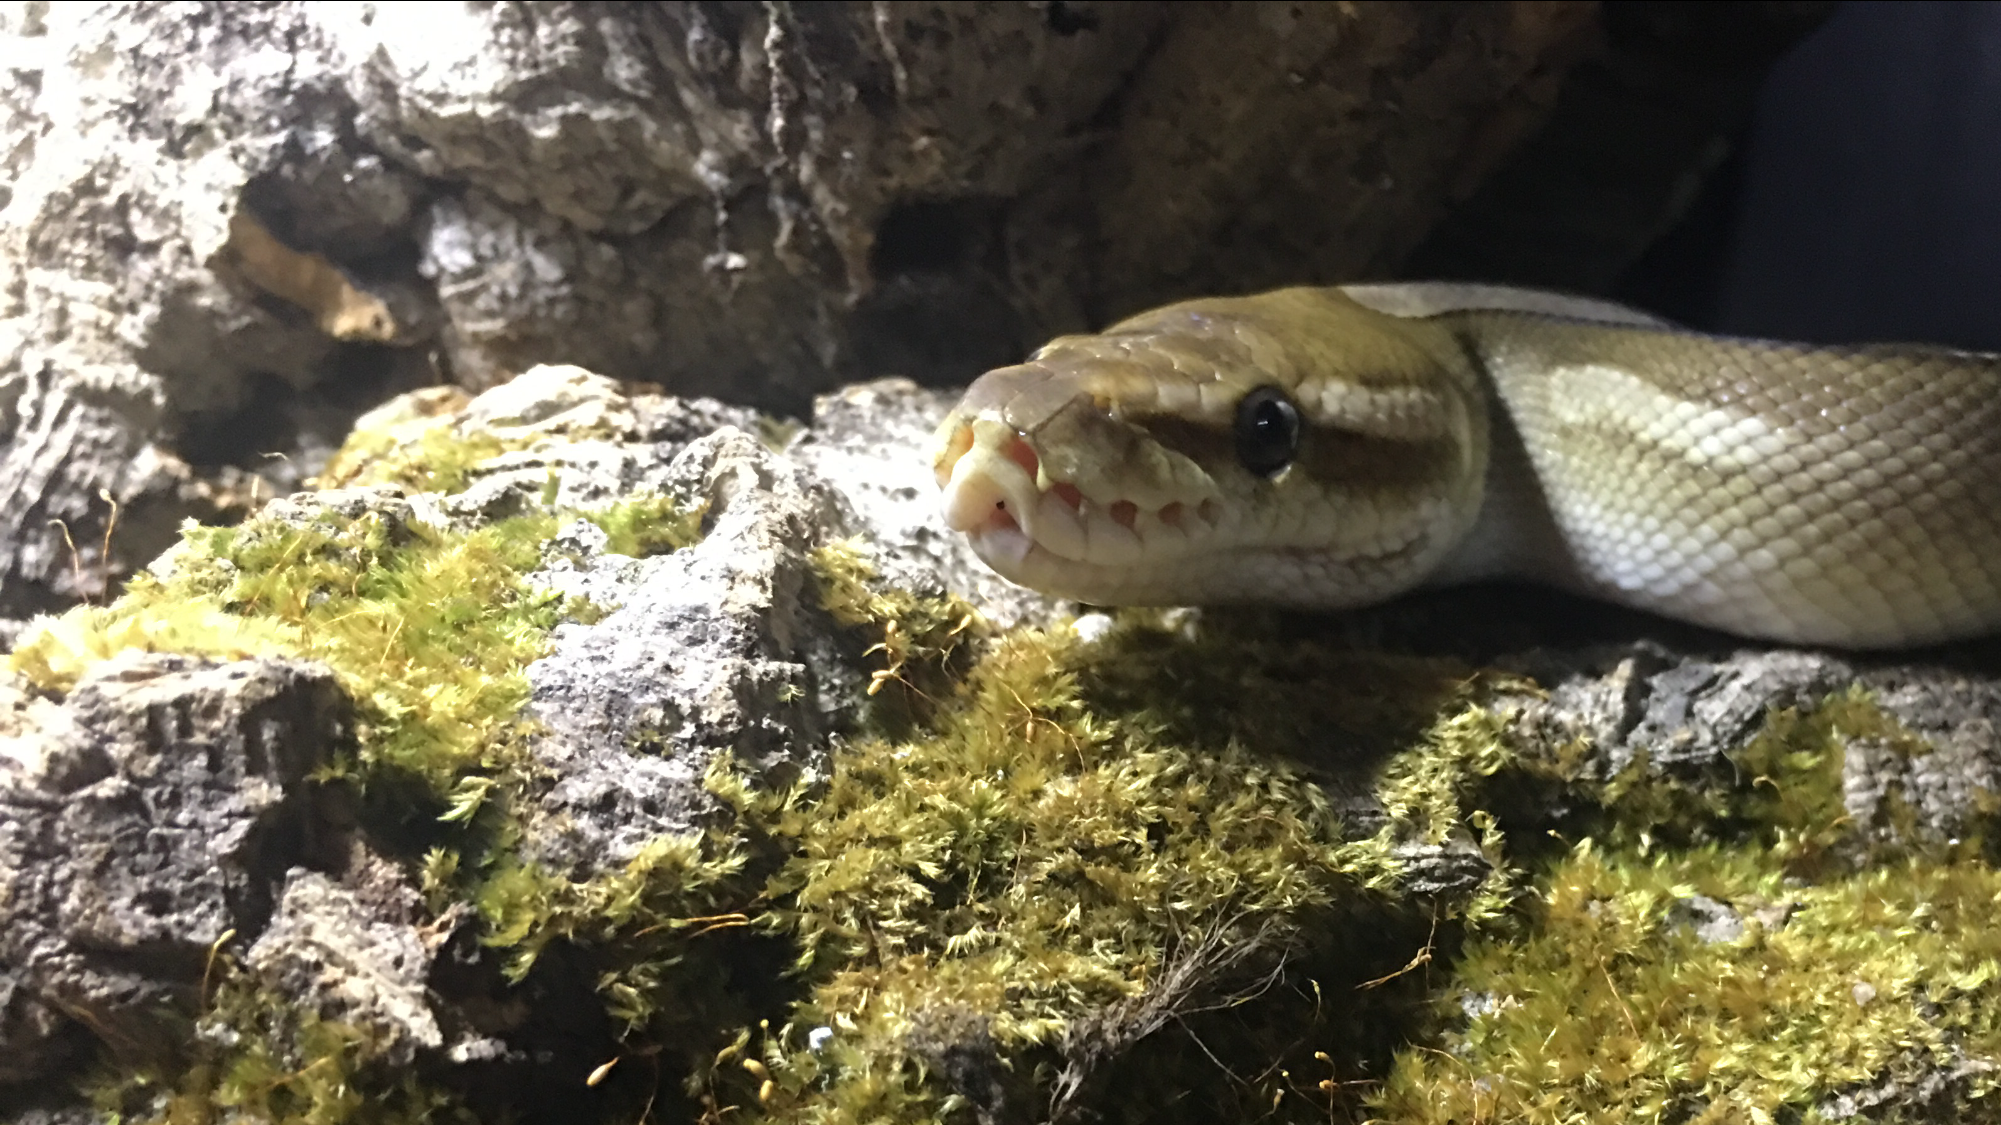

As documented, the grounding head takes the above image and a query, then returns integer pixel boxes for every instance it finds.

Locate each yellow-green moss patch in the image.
[1377,686,2001,1124]
[92,977,463,1125]
[314,408,513,496]
[809,538,982,724]
[7,489,715,1120]
[696,569,1532,1123]
[1376,845,2001,1124]
[1597,685,1975,869]
[12,506,564,796]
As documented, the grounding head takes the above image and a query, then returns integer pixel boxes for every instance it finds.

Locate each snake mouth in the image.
[933,417,1221,577]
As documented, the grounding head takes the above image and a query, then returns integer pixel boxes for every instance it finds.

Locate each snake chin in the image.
[962,518,1170,606]
[967,523,1034,569]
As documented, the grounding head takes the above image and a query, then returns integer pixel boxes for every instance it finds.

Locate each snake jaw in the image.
[933,410,1225,588]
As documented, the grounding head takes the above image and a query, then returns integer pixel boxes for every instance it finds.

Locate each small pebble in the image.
[1071,613,1115,643]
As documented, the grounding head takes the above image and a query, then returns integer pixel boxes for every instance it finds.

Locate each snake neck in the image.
[1345,290,1679,594]
[1424,357,1572,591]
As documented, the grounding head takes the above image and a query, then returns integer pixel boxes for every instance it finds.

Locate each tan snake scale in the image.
[930,284,2001,648]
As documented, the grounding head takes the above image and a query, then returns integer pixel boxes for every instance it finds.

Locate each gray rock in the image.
[520,426,853,873]
[0,3,436,616]
[495,376,1066,885]
[1496,641,2001,861]
[1664,893,1744,945]
[0,653,354,1072]
[1502,643,1856,778]
[425,366,760,524]
[1818,1050,1999,1122]
[1847,670,2001,849]
[245,868,441,1067]
[1389,836,1493,900]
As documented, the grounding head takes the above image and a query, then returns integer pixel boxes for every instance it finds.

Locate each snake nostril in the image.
[933,422,975,488]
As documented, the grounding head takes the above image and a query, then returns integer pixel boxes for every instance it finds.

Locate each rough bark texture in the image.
[0,654,355,1081]
[0,0,1632,625]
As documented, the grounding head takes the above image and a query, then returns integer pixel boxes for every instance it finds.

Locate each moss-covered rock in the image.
[5,372,2000,1125]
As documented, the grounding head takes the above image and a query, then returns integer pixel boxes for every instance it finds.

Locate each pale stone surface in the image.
[0,1,1603,626]
[0,653,354,1078]
[246,870,443,1067]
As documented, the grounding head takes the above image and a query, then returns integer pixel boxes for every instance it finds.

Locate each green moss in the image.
[1595,685,1967,869]
[91,974,463,1125]
[5,595,301,690]
[1375,846,2001,1124]
[585,493,707,559]
[7,507,562,796]
[317,422,515,497]
[1734,686,1961,869]
[811,540,981,678]
[1362,706,1523,927]
[808,539,983,734]
[718,570,2001,1123]
[8,488,715,1121]
[1375,688,2001,1124]
[728,628,1347,1121]
[10,496,703,790]
[470,823,752,992]
[691,581,1529,1123]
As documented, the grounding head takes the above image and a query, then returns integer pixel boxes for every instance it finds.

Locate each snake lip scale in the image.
[930,283,2001,649]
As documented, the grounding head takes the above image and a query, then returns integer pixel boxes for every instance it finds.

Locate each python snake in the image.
[930,284,2001,648]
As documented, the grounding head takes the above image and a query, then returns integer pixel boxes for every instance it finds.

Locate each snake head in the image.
[932,288,1489,607]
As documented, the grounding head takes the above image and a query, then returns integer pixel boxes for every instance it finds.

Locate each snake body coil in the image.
[930,284,2001,648]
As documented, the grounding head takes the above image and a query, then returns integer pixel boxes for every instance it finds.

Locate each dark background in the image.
[1618,0,2001,349]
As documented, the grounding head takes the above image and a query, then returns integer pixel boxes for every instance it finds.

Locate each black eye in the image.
[1234,385,1300,477]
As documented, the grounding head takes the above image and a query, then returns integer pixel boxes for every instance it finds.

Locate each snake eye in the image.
[1234,385,1300,477]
